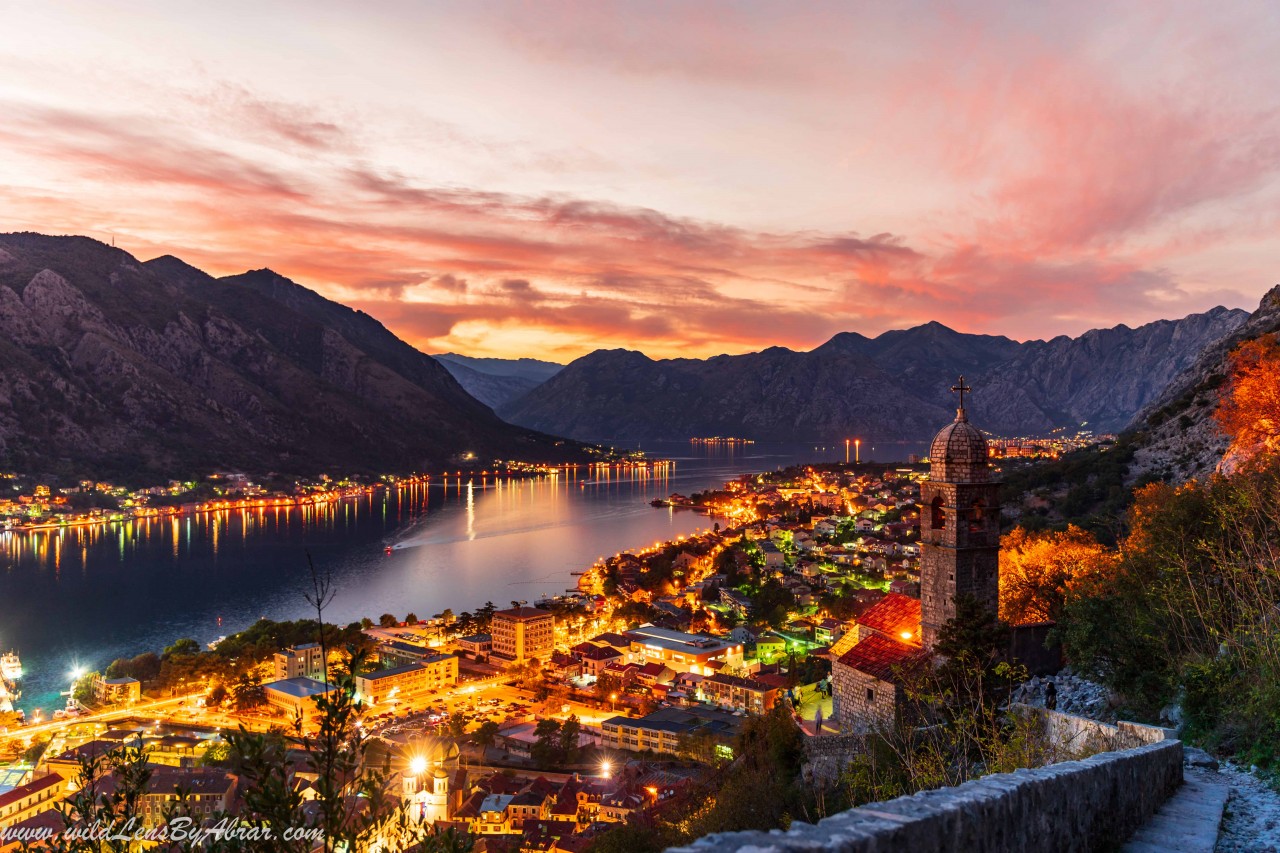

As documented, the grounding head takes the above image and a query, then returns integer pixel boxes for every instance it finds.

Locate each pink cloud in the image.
[0,1,1274,360]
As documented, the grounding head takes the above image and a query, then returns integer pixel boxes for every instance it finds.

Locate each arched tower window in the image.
[930,496,946,530]
[969,500,985,533]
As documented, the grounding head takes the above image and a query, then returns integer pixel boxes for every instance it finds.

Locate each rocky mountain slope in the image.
[433,353,563,409]
[1127,285,1280,483]
[499,310,1249,443]
[0,233,576,481]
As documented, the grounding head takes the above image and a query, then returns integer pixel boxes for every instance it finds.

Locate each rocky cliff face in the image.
[500,309,1250,443]
[1127,286,1280,483]
[0,233,575,481]
[973,307,1249,434]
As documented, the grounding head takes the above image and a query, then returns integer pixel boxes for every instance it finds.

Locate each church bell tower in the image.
[920,377,1001,649]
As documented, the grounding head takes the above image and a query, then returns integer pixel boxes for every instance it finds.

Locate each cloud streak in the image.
[0,1,1275,359]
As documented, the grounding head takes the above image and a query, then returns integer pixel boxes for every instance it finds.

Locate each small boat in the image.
[53,697,81,721]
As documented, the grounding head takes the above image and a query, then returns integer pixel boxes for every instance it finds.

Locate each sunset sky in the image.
[2,1,1278,361]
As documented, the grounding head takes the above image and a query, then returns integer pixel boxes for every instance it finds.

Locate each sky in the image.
[1,1,1278,361]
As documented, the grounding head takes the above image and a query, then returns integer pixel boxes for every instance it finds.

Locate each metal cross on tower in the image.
[951,376,972,410]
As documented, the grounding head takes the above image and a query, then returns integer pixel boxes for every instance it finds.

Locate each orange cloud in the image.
[0,0,1274,361]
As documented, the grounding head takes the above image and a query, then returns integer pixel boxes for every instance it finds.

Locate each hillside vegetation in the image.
[1003,336,1280,771]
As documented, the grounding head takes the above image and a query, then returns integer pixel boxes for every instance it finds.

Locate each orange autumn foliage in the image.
[998,525,1119,626]
[1215,336,1280,453]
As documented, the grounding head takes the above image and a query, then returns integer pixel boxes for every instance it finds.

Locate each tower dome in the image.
[928,377,989,482]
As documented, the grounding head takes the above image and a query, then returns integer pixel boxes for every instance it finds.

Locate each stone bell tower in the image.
[920,377,1001,650]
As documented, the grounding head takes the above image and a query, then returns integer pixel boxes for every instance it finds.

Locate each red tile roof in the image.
[836,633,928,682]
[0,772,62,809]
[855,592,922,641]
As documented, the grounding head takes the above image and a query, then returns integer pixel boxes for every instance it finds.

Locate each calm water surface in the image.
[0,441,925,712]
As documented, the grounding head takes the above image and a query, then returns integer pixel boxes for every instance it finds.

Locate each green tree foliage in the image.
[105,651,162,683]
[473,720,500,748]
[72,671,97,706]
[559,715,583,765]
[474,601,497,633]
[378,613,398,628]
[232,673,266,711]
[530,718,564,769]
[692,705,812,835]
[1061,459,1280,766]
[164,638,202,658]
[749,578,796,629]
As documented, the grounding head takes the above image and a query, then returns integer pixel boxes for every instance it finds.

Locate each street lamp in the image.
[600,760,612,779]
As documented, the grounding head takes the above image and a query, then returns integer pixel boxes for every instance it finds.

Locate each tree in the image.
[232,673,265,711]
[454,611,477,636]
[72,671,97,706]
[530,718,563,768]
[474,720,500,749]
[1215,335,1280,459]
[405,612,419,624]
[595,674,622,704]
[998,526,1118,625]
[476,601,497,632]
[934,594,1012,706]
[560,715,583,765]
[164,637,202,658]
[378,613,398,628]
[360,617,373,629]
[208,683,229,706]
[692,705,811,836]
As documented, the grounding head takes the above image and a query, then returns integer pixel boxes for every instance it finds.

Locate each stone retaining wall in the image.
[801,732,871,785]
[1012,704,1176,760]
[669,738,1184,853]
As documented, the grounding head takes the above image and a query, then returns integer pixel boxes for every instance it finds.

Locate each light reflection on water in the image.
[0,441,925,713]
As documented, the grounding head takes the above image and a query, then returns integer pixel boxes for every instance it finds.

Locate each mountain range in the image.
[0,230,1263,483]
[494,310,1249,442]
[0,233,576,482]
[433,353,563,410]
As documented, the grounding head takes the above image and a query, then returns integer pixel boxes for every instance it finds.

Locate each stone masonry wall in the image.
[830,663,896,732]
[1013,704,1177,760]
[669,739,1184,853]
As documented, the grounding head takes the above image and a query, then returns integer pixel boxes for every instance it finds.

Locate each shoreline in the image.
[0,460,676,539]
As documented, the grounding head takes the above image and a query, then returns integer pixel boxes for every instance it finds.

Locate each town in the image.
[0,456,664,535]
[0,428,997,849]
[5,382,1138,853]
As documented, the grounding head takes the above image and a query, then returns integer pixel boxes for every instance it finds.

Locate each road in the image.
[0,692,207,747]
